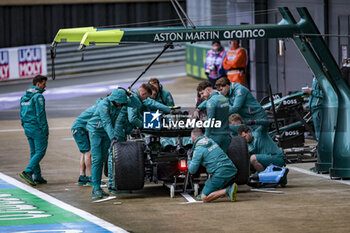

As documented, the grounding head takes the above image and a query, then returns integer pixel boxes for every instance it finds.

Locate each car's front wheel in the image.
[226,136,250,185]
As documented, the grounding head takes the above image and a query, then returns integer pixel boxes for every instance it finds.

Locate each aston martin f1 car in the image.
[261,91,317,162]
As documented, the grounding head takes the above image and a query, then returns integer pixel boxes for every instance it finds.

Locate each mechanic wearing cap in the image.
[128,83,172,129]
[196,81,230,152]
[188,128,238,202]
[107,88,142,195]
[204,41,226,88]
[19,75,49,186]
[238,125,285,173]
[86,89,130,199]
[215,77,269,132]
[148,78,175,106]
[222,40,248,85]
[304,77,323,141]
[71,97,103,186]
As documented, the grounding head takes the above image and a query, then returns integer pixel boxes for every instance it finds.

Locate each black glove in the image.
[246,120,256,125]
[187,149,193,160]
[110,138,117,148]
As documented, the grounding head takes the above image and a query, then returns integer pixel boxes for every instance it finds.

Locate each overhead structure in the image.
[52,7,350,178]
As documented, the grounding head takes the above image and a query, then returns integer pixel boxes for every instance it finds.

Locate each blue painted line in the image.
[0,178,17,189]
[0,222,116,233]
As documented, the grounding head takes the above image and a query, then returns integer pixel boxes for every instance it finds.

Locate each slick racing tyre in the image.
[227,136,250,185]
[113,141,145,190]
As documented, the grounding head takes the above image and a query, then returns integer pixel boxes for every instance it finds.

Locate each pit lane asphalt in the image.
[1,63,350,232]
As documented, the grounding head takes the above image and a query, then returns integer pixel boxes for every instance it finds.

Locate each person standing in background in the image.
[304,77,323,141]
[222,40,248,85]
[204,41,226,88]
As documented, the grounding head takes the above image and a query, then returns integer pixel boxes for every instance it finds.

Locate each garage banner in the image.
[186,43,211,80]
[0,45,47,81]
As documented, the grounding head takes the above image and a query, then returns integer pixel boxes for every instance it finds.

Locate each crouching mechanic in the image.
[71,97,102,186]
[86,89,130,199]
[188,128,238,203]
[238,125,286,173]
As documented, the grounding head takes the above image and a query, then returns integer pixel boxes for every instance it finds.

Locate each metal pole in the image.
[170,0,187,29]
[128,43,173,91]
[268,84,280,134]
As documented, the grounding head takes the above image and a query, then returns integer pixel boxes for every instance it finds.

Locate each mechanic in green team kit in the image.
[19,75,49,186]
[238,125,286,173]
[148,77,175,106]
[128,83,172,129]
[86,89,131,199]
[304,77,323,141]
[215,77,269,131]
[71,97,103,186]
[188,128,238,203]
[196,81,231,152]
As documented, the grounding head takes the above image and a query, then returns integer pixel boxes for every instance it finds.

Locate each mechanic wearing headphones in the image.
[128,83,172,129]
[148,77,175,106]
[86,89,131,199]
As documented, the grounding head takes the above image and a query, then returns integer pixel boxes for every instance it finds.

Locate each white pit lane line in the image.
[92,196,117,203]
[250,189,284,194]
[0,172,128,233]
[179,192,203,204]
[287,165,350,186]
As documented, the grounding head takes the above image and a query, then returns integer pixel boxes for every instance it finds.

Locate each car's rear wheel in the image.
[113,141,145,190]
[226,136,250,185]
